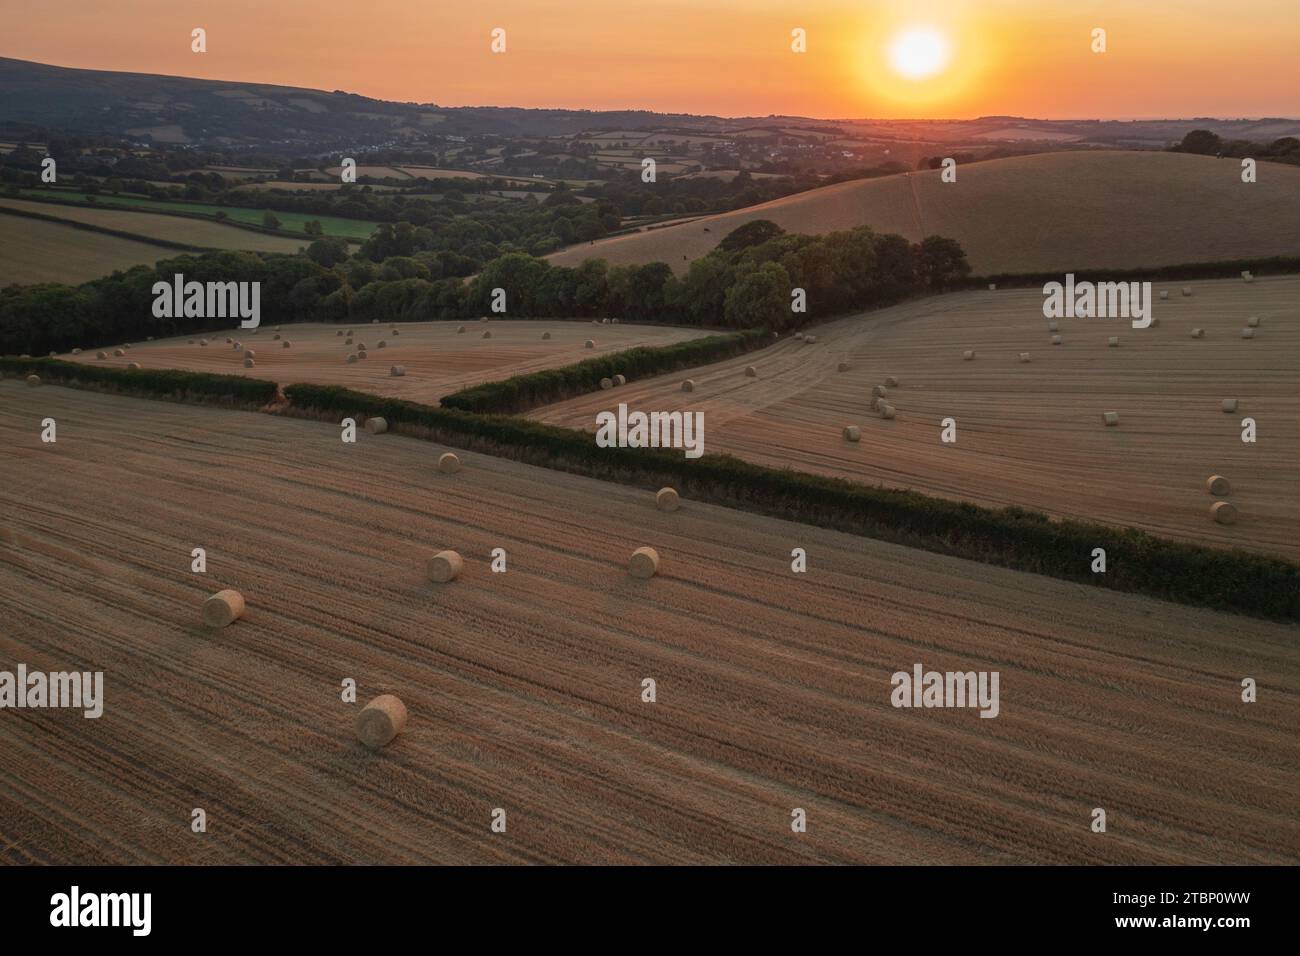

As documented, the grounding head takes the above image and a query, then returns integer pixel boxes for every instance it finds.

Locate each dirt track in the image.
[533,275,1300,560]
[62,319,708,406]
[1,382,1296,864]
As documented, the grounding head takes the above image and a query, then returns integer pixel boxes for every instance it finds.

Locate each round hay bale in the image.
[1150,316,1160,327]
[273,333,281,340]
[347,329,354,336]
[681,379,695,392]
[655,487,680,512]
[25,374,40,387]
[1047,321,1059,332]
[1102,411,1120,426]
[243,358,255,368]
[481,331,491,339]
[1221,398,1238,413]
[1051,334,1063,345]
[124,343,132,350]
[48,350,57,357]
[377,340,386,348]
[880,404,896,420]
[72,348,82,354]
[600,377,613,390]
[884,376,899,387]
[244,349,255,359]
[202,589,245,629]
[392,329,399,336]
[1247,316,1260,328]
[427,549,463,583]
[592,319,600,325]
[365,417,388,434]
[356,695,407,750]
[96,351,108,359]
[869,396,882,412]
[438,452,461,474]
[390,365,406,377]
[127,362,141,370]
[1211,501,1237,525]
[357,342,366,351]
[601,317,610,324]
[1108,336,1119,347]
[372,318,379,324]
[629,546,659,579]
[357,349,368,359]
[962,349,975,361]
[113,348,125,357]
[282,340,291,348]
[805,335,817,344]
[843,425,861,441]
[1018,352,1031,363]
[1242,328,1255,339]
[613,374,626,386]
[346,353,358,364]
[187,340,195,345]
[199,339,208,346]
[233,342,242,351]
[542,331,551,340]
[837,361,851,372]
[275,326,281,332]
[1190,328,1204,338]
[1206,475,1232,496]
[744,365,757,378]
[611,317,619,324]
[795,332,805,341]
[871,384,887,398]
[1159,290,1169,300]
[225,337,232,344]
[457,325,466,333]
[1181,286,1193,297]
[337,329,344,336]
[988,283,997,291]
[585,339,595,348]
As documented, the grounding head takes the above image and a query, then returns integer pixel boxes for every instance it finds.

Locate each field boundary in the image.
[439,329,769,413]
[5,357,1292,621]
[0,204,214,253]
[967,255,1300,289]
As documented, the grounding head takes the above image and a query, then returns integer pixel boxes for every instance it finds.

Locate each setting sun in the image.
[888,27,951,79]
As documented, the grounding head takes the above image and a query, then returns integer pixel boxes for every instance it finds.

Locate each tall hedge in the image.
[1,357,279,405]
[440,329,769,413]
[285,382,1300,622]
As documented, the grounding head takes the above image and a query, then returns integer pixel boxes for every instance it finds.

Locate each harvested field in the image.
[0,214,173,285]
[546,151,1300,275]
[0,197,306,254]
[61,320,711,405]
[533,275,1300,560]
[1,382,1296,864]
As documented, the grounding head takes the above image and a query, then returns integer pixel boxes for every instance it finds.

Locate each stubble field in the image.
[532,276,1300,559]
[1,382,1296,864]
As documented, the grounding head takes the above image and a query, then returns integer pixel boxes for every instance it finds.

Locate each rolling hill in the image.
[547,151,1300,276]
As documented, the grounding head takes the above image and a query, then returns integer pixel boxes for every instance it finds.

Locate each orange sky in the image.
[1,0,1297,119]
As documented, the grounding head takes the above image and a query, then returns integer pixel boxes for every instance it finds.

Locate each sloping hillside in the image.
[548,151,1300,275]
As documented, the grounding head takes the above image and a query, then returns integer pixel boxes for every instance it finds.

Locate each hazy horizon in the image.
[2,0,1298,121]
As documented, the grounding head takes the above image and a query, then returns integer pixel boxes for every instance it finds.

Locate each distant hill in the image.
[4,57,1298,154]
[0,57,790,147]
[547,151,1300,276]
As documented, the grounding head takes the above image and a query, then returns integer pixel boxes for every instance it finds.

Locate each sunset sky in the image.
[2,0,1298,119]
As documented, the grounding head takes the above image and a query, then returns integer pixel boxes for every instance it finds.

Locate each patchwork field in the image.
[533,275,1300,560]
[0,214,174,285]
[61,320,711,405]
[0,197,307,255]
[1,382,1296,864]
[546,151,1300,275]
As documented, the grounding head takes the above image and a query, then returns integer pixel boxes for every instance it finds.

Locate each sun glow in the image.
[888,27,951,80]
